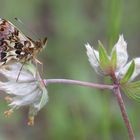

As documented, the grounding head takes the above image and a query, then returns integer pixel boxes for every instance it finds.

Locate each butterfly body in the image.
[0,18,47,66]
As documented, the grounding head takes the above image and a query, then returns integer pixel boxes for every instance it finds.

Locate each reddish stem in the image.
[44,79,114,90]
[44,78,135,139]
[113,87,135,140]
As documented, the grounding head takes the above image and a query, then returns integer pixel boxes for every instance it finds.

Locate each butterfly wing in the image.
[0,18,35,66]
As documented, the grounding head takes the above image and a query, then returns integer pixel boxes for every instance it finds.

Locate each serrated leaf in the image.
[111,48,117,70]
[120,60,135,84]
[98,41,110,70]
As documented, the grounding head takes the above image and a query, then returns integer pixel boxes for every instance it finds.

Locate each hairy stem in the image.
[114,87,135,140]
[44,79,114,90]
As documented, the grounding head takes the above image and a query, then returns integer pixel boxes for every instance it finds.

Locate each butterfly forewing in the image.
[0,18,47,66]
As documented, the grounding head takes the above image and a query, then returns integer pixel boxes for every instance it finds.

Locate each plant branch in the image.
[113,87,135,140]
[44,79,114,90]
[44,78,135,139]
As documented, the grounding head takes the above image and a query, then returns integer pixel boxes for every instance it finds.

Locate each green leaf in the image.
[38,86,48,110]
[111,48,117,70]
[122,87,140,102]
[98,41,110,70]
[120,60,135,84]
[125,81,140,88]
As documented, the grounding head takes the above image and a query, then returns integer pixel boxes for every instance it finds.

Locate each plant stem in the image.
[113,87,135,140]
[44,79,114,90]
[44,78,135,139]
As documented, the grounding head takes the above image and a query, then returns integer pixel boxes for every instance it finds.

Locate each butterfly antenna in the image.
[14,17,39,40]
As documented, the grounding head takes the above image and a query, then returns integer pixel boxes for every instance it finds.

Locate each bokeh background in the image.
[0,0,140,140]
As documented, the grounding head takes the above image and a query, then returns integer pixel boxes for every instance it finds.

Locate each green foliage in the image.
[111,48,117,70]
[122,87,140,102]
[120,61,135,84]
[98,41,110,71]
[122,81,140,101]
[37,86,48,111]
[126,81,140,88]
[106,0,122,49]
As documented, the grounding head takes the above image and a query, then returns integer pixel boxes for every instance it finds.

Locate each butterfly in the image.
[0,18,47,67]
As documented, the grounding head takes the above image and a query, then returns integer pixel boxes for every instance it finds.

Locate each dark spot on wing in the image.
[0,52,7,59]
[14,29,19,36]
[0,38,4,46]
[8,36,12,40]
[2,46,7,51]
[1,58,7,64]
[15,50,21,55]
[15,42,23,49]
[0,27,4,31]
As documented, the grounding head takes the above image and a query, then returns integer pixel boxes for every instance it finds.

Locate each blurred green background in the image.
[0,0,140,140]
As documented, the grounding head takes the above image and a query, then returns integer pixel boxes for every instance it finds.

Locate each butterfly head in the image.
[35,37,47,50]
[34,37,47,54]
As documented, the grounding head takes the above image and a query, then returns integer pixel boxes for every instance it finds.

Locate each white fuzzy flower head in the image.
[85,35,140,82]
[85,43,104,75]
[85,43,99,67]
[112,35,128,70]
[85,35,140,89]
[0,62,48,126]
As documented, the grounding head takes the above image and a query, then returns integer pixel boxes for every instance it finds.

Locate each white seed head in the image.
[0,62,48,117]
